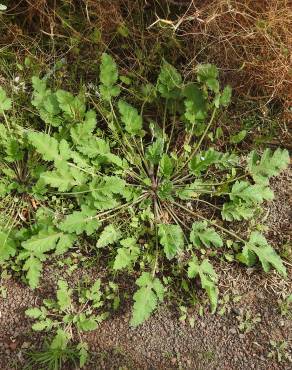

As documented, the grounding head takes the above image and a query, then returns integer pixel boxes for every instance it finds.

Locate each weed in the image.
[218,293,242,316]
[179,305,195,328]
[278,294,292,318]
[268,340,292,363]
[25,344,80,370]
[237,310,261,334]
[25,278,108,368]
[0,54,289,334]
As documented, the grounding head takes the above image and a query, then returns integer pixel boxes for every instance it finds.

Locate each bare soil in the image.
[0,171,291,370]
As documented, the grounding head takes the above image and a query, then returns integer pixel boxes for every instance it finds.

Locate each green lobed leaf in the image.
[96,224,121,248]
[237,231,287,277]
[70,109,97,143]
[183,84,207,124]
[99,53,120,100]
[0,87,12,113]
[21,228,63,256]
[76,137,110,159]
[19,227,72,289]
[85,279,103,308]
[59,205,100,236]
[113,237,140,270]
[55,234,76,255]
[189,150,238,175]
[216,152,238,169]
[25,307,45,319]
[50,329,69,350]
[176,180,213,200]
[188,256,218,313]
[196,64,218,83]
[32,318,52,331]
[206,78,219,93]
[158,224,184,260]
[57,280,72,311]
[189,149,221,176]
[31,77,50,107]
[118,100,142,135]
[221,201,255,221]
[157,61,182,99]
[56,90,86,119]
[22,255,42,289]
[190,221,223,248]
[219,85,232,106]
[93,195,119,211]
[146,139,164,165]
[77,342,89,368]
[41,163,87,191]
[100,53,119,87]
[77,315,98,331]
[0,231,17,261]
[157,180,174,201]
[130,272,164,326]
[90,175,126,201]
[28,132,60,162]
[230,181,274,204]
[3,138,24,162]
[230,129,246,144]
[31,76,63,126]
[159,153,174,177]
[247,148,289,185]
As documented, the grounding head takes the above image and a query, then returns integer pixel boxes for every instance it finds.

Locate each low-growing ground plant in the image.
[268,340,292,363]
[0,86,46,229]
[237,310,261,334]
[25,278,107,368]
[0,53,289,335]
[278,294,292,318]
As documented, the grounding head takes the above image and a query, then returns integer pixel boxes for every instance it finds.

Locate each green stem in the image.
[125,170,145,183]
[162,99,168,139]
[152,198,160,277]
[92,194,148,220]
[164,203,190,243]
[109,100,149,177]
[165,102,177,154]
[52,184,144,196]
[67,162,98,177]
[172,107,218,180]
[174,186,215,194]
[171,201,246,243]
[194,198,222,210]
[179,120,196,157]
[2,111,11,131]
[90,97,137,168]
[173,173,248,186]
[132,136,151,176]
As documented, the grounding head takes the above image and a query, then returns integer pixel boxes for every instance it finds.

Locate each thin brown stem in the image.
[171,201,246,243]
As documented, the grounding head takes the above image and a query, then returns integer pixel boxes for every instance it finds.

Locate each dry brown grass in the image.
[180,0,292,110]
[2,0,291,116]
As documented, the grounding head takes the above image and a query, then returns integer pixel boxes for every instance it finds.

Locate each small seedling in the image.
[237,310,261,333]
[179,305,195,328]
[268,340,292,363]
[278,294,292,318]
[25,279,108,368]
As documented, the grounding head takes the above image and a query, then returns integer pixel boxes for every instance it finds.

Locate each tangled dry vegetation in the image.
[181,0,292,109]
[3,0,292,112]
